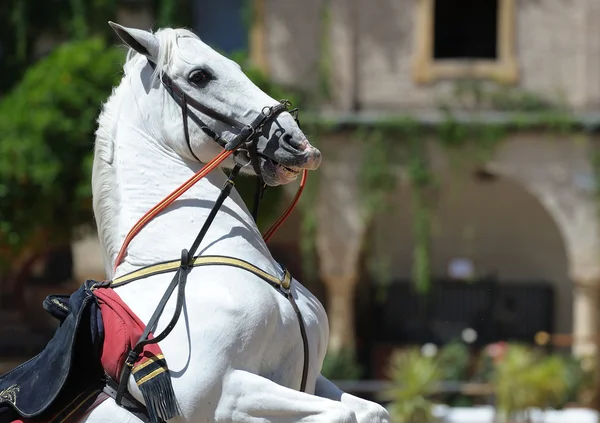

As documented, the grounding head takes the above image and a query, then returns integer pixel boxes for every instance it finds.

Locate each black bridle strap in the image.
[151,61,291,149]
[251,178,267,222]
[116,161,244,406]
[160,72,246,132]
[180,93,202,162]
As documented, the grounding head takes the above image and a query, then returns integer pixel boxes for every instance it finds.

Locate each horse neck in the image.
[94,88,277,280]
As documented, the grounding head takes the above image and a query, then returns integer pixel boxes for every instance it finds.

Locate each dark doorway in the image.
[433,0,499,60]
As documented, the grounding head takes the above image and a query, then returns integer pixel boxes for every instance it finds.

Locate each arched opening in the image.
[362,163,570,378]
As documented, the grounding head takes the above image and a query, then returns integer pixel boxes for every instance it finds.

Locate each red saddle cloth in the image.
[10,287,169,423]
[94,287,164,382]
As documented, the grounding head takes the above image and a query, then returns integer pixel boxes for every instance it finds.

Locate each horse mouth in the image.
[270,158,301,176]
[258,154,302,185]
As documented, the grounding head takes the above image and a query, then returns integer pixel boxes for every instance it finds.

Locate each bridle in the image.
[113,58,306,270]
[109,57,311,406]
[155,60,299,175]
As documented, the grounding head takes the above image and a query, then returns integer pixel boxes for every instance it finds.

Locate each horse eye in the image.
[189,69,211,85]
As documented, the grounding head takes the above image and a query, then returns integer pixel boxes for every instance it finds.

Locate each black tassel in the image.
[134,366,180,423]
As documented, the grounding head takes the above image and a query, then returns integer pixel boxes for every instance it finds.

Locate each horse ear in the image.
[109,21,159,63]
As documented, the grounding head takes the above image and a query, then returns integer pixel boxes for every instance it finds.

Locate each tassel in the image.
[132,355,180,423]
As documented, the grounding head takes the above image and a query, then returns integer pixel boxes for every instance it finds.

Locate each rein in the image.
[109,58,311,409]
[113,152,307,273]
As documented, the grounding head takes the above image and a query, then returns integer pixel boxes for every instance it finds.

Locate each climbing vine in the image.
[300,80,582,295]
[316,0,333,103]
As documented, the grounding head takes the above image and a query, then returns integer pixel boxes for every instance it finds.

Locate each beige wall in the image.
[264,0,600,110]
[369,157,572,334]
[265,0,325,91]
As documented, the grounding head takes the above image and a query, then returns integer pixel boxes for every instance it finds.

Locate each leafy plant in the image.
[437,341,470,381]
[385,348,442,423]
[320,348,363,380]
[493,344,569,420]
[560,354,595,407]
[231,174,283,231]
[0,37,125,269]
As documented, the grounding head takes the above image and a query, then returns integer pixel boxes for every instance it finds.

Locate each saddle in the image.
[0,280,171,423]
[0,281,105,423]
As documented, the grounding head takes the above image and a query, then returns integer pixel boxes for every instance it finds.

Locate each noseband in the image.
[148,59,298,176]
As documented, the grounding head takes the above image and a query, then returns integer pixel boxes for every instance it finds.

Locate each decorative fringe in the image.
[134,365,180,423]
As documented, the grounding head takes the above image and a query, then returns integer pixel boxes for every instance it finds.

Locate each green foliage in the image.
[408,134,433,294]
[153,0,191,29]
[232,174,283,231]
[355,128,400,217]
[386,348,442,423]
[0,38,125,263]
[560,354,595,407]
[0,0,120,93]
[443,79,566,113]
[320,349,363,380]
[437,341,470,382]
[298,169,320,282]
[316,0,333,102]
[493,344,569,417]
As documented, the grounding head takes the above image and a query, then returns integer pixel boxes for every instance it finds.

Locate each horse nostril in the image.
[282,134,307,152]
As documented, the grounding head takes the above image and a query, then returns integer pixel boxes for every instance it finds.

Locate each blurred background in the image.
[2,0,600,422]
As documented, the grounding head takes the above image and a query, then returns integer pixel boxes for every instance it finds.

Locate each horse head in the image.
[109,22,321,187]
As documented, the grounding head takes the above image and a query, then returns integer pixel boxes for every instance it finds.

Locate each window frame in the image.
[412,0,518,85]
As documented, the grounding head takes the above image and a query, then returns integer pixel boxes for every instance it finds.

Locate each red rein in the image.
[113,151,307,273]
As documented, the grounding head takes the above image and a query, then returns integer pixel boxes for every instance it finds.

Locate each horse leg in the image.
[215,369,358,422]
[314,375,390,423]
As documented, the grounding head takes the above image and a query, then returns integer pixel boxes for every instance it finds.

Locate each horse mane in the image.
[92,26,198,275]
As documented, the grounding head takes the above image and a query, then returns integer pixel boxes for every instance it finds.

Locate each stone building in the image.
[248,0,600,372]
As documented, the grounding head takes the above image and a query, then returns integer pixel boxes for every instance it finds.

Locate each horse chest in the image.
[252,281,327,389]
[116,268,326,394]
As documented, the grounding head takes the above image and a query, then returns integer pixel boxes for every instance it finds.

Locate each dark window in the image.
[192,0,248,54]
[433,0,498,60]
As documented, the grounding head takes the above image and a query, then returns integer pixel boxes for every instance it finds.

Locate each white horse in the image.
[83,22,390,423]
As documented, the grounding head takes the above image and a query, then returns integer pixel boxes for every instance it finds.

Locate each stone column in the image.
[572,281,599,357]
[324,275,359,352]
[314,136,368,353]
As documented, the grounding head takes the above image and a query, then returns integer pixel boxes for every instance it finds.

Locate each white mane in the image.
[92,27,198,274]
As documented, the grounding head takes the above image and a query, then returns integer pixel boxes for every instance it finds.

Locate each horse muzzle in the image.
[280,138,322,171]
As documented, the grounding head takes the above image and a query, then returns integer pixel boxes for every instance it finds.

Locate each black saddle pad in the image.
[0,281,105,420]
